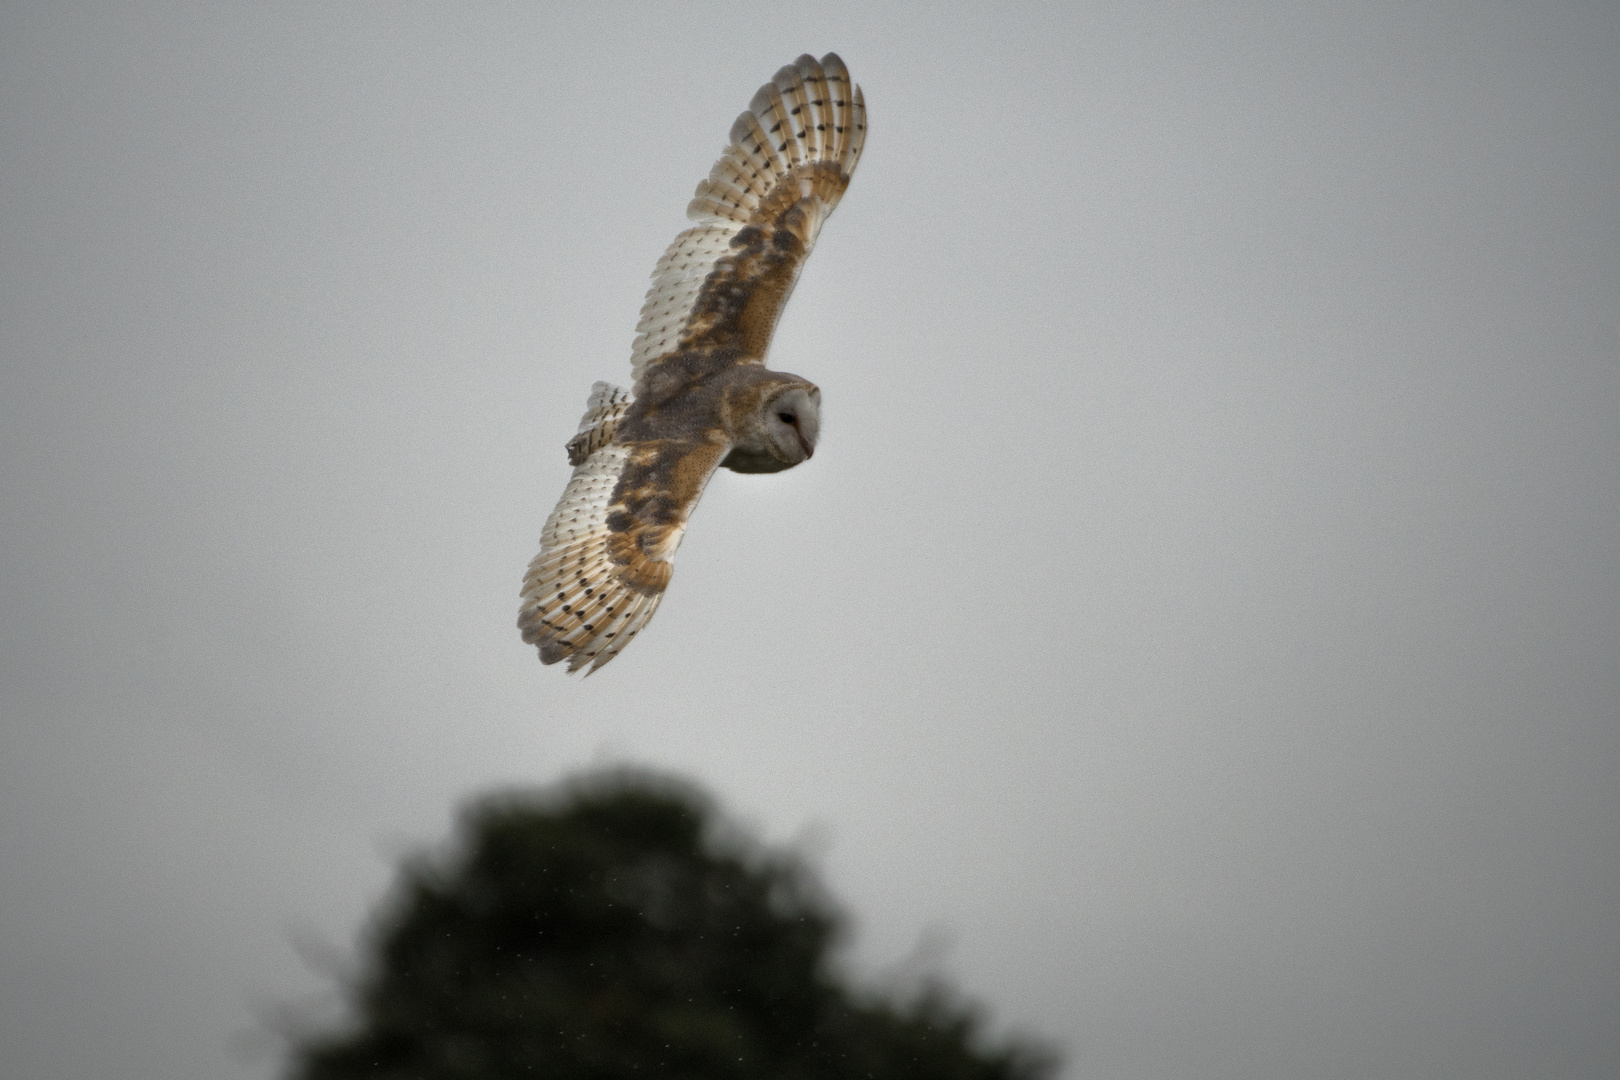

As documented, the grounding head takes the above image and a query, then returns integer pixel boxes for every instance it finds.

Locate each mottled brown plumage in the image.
[519,53,864,673]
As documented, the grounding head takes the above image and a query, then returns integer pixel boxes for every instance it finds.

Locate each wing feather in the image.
[730,108,791,194]
[794,53,829,163]
[822,52,860,169]
[628,52,864,386]
[519,438,726,674]
[631,225,737,373]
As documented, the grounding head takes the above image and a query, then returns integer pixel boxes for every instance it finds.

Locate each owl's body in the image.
[519,53,865,673]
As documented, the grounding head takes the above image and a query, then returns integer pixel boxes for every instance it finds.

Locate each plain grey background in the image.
[3,3,1617,1078]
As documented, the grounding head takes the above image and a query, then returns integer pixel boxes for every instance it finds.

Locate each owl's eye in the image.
[777,412,796,425]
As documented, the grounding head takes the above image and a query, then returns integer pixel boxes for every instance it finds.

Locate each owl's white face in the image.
[763,386,820,465]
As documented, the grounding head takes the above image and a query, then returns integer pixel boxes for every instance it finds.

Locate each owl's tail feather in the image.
[565,381,631,466]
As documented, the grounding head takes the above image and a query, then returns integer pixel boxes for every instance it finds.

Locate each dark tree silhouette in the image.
[288,770,1056,1080]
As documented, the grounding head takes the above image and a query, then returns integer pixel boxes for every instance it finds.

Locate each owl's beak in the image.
[796,430,814,459]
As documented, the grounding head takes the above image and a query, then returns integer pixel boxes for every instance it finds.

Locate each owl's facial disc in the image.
[764,386,820,464]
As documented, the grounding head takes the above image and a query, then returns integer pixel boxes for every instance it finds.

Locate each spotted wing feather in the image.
[628,52,866,386]
[520,434,726,674]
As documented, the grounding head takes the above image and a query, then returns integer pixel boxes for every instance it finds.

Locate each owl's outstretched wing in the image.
[519,386,728,673]
[630,52,866,389]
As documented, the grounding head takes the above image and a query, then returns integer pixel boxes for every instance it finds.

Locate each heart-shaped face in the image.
[763,385,821,465]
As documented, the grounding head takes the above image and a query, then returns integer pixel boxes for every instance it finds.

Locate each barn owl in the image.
[519,53,866,673]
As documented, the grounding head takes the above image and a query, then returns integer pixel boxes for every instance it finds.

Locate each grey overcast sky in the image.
[2,3,1617,1078]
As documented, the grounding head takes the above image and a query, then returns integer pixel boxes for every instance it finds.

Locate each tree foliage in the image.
[289,770,1056,1080]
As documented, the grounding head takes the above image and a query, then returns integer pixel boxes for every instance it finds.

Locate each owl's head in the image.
[719,373,822,474]
[761,383,820,465]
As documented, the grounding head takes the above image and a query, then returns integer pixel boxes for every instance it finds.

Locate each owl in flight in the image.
[519,53,866,673]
